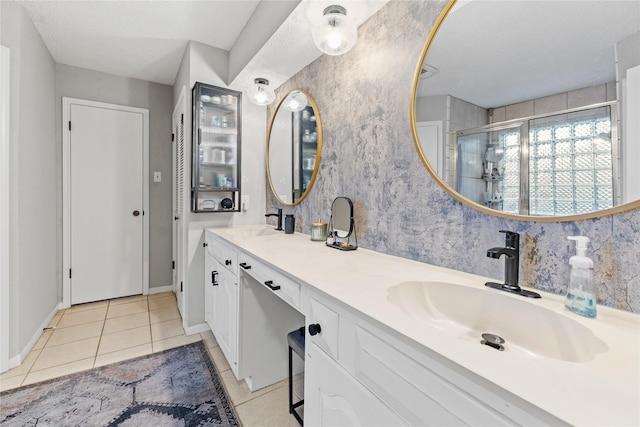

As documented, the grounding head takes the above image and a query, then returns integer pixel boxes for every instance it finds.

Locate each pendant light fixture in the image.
[312,5,357,56]
[248,78,276,106]
[284,91,308,112]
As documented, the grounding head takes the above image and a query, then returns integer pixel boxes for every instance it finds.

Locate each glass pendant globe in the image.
[248,78,276,106]
[285,91,308,112]
[312,5,357,56]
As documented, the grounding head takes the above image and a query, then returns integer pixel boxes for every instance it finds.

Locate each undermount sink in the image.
[226,227,282,237]
[387,281,608,362]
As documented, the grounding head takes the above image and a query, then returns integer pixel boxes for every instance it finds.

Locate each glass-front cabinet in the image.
[192,82,241,212]
[297,105,318,199]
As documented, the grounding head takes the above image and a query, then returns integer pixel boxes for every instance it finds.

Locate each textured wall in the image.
[267,0,640,313]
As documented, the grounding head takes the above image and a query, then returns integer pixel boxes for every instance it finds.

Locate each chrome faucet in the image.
[265,208,283,231]
[485,230,541,298]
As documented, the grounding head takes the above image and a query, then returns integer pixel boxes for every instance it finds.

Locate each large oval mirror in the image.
[267,90,322,206]
[412,0,640,221]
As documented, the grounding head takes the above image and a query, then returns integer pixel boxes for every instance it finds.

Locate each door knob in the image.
[133,210,140,217]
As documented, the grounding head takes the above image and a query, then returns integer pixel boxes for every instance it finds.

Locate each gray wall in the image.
[56,64,174,290]
[1,2,59,356]
[268,0,640,313]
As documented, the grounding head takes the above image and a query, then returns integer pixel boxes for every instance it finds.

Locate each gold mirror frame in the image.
[267,89,323,206]
[410,0,640,222]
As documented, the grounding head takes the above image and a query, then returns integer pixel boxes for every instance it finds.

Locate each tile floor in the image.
[0,292,302,427]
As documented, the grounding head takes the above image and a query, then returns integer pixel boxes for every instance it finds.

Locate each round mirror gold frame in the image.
[410,0,640,222]
[267,89,323,206]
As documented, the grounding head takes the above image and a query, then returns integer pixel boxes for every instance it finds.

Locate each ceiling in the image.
[418,0,640,108]
[15,0,389,92]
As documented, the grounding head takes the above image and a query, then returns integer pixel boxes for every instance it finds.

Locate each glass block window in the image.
[528,106,613,216]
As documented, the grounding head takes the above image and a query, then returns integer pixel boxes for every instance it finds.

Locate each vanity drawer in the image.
[238,254,300,310]
[206,232,237,275]
[307,296,340,361]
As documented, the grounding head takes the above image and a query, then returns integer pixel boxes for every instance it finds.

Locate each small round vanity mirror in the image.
[267,90,322,206]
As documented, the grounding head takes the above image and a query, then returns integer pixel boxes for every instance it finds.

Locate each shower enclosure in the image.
[453,101,617,216]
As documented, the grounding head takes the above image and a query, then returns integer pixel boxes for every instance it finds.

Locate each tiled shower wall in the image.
[266,0,640,313]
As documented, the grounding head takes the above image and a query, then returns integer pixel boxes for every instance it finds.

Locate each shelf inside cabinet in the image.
[201,126,237,135]
[200,162,237,167]
[201,101,237,111]
[197,186,239,192]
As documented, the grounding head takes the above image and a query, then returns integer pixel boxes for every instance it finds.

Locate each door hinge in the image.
[180,281,183,292]
[172,133,175,142]
[69,268,72,279]
[68,121,71,131]
[172,260,175,270]
[181,114,184,124]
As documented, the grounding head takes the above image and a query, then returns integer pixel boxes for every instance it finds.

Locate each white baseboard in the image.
[147,284,174,295]
[184,322,210,336]
[7,302,63,371]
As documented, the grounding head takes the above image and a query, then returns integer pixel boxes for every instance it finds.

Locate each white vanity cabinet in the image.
[304,290,553,427]
[204,231,238,375]
[305,295,408,426]
[204,227,633,426]
[305,341,408,426]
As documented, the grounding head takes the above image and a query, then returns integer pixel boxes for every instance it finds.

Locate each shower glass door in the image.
[455,123,522,214]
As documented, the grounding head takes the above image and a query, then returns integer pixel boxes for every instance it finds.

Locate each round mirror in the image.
[412,0,640,221]
[267,90,322,206]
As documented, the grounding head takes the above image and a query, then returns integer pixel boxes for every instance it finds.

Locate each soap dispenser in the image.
[565,236,597,318]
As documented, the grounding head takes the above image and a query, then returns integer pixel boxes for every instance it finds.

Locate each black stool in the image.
[287,326,305,426]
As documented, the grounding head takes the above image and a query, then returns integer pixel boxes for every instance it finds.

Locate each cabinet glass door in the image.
[192,82,241,212]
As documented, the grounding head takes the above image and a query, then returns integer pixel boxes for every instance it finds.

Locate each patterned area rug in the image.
[0,341,239,426]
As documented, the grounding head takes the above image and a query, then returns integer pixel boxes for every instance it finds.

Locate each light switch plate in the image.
[241,195,249,211]
[153,171,161,182]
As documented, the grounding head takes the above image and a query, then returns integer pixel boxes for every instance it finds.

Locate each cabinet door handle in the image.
[133,210,140,217]
[264,280,280,291]
[225,259,232,266]
[211,270,219,286]
[239,263,251,270]
[308,323,322,336]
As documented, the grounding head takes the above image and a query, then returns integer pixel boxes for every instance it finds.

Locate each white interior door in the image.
[417,121,443,176]
[64,99,148,305]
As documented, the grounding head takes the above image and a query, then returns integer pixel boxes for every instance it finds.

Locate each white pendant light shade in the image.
[284,91,308,112]
[312,5,357,56]
[248,78,276,106]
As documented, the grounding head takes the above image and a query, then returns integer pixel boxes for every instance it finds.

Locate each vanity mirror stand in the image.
[326,197,358,251]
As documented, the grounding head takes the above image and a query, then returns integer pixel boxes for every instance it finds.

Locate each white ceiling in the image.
[15,0,389,91]
[418,0,640,108]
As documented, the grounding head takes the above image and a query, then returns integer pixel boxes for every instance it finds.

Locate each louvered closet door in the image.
[173,105,185,315]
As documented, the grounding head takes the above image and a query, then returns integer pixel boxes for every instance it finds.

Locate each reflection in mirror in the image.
[413,0,640,220]
[327,197,358,251]
[267,90,322,206]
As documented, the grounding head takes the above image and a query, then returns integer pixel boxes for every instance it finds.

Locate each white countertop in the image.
[208,224,640,426]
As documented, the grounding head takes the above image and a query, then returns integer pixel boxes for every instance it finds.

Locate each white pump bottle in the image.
[564,236,597,318]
